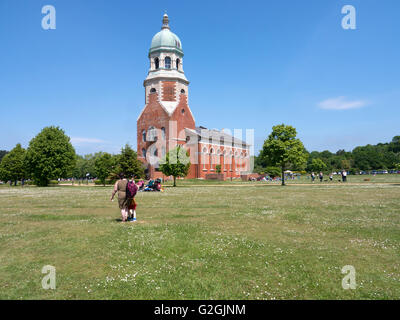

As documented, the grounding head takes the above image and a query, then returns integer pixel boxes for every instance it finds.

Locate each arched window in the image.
[223,150,227,171]
[161,127,166,140]
[176,58,180,70]
[210,148,214,170]
[203,147,207,170]
[217,149,221,166]
[165,56,171,69]
[181,89,185,94]
[154,57,159,70]
[148,126,157,141]
[150,88,156,93]
[235,152,239,171]
[181,108,185,115]
[153,149,158,157]
[142,148,146,158]
[142,130,146,142]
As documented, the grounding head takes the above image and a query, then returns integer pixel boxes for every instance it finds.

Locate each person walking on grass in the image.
[341,170,347,182]
[127,175,138,222]
[110,173,132,223]
[319,171,323,182]
[311,172,315,183]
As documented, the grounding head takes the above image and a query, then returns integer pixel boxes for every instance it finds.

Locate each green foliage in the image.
[0,144,26,183]
[94,178,116,185]
[25,126,76,186]
[352,144,399,170]
[159,145,191,187]
[265,166,281,178]
[389,136,400,153]
[216,164,221,174]
[94,152,114,186]
[260,124,308,185]
[72,153,101,179]
[114,144,144,179]
[310,158,327,173]
[341,159,351,170]
[0,150,9,164]
[258,134,400,174]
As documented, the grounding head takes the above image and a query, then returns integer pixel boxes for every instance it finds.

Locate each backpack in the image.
[126,180,137,198]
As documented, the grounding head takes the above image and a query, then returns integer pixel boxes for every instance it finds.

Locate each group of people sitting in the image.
[110,174,163,223]
[142,178,163,192]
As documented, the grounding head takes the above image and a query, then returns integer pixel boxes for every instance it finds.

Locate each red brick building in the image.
[137,14,251,180]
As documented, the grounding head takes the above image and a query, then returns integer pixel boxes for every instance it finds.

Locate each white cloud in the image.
[70,137,106,145]
[318,96,368,110]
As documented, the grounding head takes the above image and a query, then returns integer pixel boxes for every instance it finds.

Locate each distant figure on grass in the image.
[329,173,333,181]
[319,172,323,182]
[311,172,315,183]
[136,179,145,191]
[110,173,133,223]
[341,170,347,182]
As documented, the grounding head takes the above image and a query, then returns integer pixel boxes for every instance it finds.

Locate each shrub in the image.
[94,179,116,185]
[266,166,281,178]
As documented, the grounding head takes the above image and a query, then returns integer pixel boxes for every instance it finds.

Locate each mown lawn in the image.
[0,181,399,299]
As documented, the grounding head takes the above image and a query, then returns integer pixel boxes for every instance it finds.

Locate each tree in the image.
[265,166,281,178]
[310,158,327,173]
[94,152,114,186]
[389,136,400,153]
[73,153,102,180]
[260,124,308,186]
[159,145,191,187]
[216,164,221,174]
[0,144,26,185]
[25,126,76,186]
[0,150,9,163]
[114,144,144,179]
[341,159,351,170]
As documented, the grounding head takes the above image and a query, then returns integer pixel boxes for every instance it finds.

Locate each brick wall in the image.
[162,81,176,102]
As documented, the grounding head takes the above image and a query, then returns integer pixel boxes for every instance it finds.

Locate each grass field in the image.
[1,176,400,299]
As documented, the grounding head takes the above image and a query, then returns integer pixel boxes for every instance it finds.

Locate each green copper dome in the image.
[149,14,183,55]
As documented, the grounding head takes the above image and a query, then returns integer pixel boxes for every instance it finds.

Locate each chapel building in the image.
[137,14,251,179]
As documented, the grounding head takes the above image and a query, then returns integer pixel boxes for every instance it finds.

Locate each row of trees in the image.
[0,126,145,186]
[305,137,400,173]
[2,124,398,187]
[255,131,400,177]
[73,146,145,185]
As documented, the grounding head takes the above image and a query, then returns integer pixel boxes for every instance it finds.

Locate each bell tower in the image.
[143,14,190,112]
[137,14,195,178]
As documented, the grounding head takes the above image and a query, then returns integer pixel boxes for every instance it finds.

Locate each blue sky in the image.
[0,0,399,155]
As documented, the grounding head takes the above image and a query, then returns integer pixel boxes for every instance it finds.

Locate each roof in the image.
[185,127,251,147]
[149,14,183,56]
